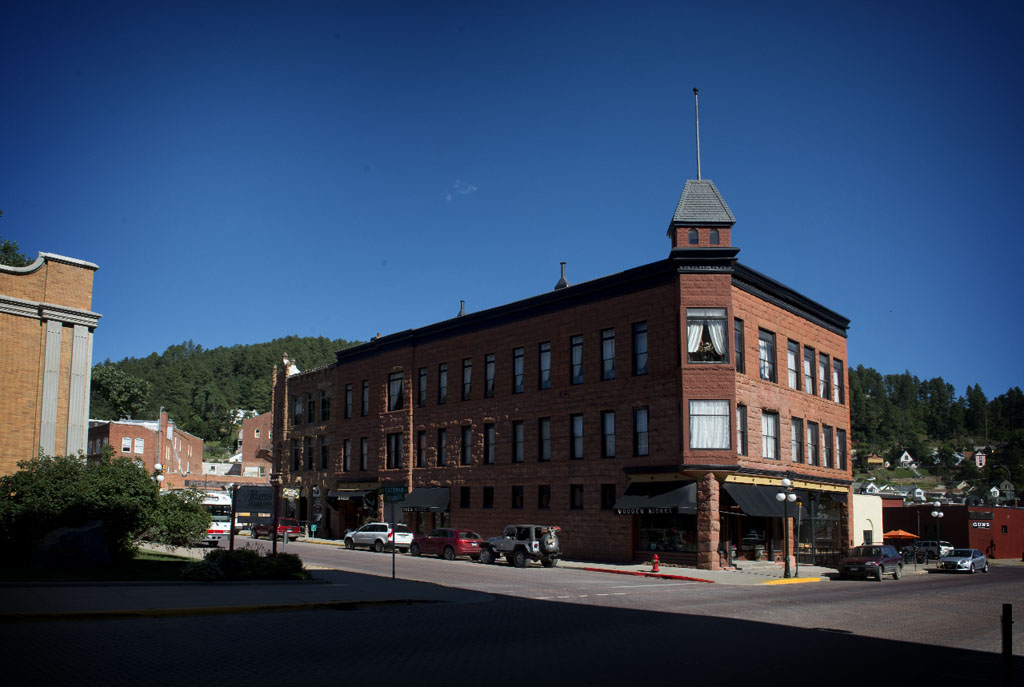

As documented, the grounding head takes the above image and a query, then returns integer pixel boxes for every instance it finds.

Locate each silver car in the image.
[344,522,414,553]
[938,548,988,573]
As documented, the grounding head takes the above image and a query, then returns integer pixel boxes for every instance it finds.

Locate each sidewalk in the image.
[295,535,834,584]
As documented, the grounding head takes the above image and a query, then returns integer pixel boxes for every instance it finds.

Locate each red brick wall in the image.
[240,413,272,463]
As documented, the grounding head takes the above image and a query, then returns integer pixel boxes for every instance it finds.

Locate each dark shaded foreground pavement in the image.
[0,569,488,620]
[0,570,1019,687]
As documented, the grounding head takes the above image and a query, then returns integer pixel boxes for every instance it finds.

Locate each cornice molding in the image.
[0,252,99,275]
[0,294,101,328]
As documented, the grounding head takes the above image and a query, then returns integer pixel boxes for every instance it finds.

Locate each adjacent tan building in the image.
[0,252,100,475]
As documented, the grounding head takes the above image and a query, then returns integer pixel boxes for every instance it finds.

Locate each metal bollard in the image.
[1003,603,1013,687]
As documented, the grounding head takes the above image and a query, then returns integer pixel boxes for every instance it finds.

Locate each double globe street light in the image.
[776,478,797,578]
[930,501,944,566]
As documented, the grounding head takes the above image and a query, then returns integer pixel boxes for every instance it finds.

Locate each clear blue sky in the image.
[3,1,1022,401]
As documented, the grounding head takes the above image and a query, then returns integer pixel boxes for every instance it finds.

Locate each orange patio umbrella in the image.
[883,529,918,539]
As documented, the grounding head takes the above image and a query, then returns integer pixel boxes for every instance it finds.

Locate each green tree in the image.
[0,225,33,268]
[933,445,958,481]
[91,365,151,420]
[965,384,989,440]
[0,451,160,561]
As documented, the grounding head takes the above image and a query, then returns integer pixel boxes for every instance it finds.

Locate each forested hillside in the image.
[89,336,360,446]
[848,366,1024,486]
[848,366,1023,455]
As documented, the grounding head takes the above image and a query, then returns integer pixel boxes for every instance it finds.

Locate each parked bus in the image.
[201,490,233,546]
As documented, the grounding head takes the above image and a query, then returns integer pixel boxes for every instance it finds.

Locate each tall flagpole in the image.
[694,87,701,180]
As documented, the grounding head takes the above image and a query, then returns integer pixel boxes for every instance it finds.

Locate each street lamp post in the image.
[776,478,797,578]
[930,501,944,567]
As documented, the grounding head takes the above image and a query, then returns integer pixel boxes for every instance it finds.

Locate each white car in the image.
[344,522,414,553]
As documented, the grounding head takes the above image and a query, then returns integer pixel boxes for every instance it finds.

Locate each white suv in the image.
[344,522,414,553]
[913,540,953,559]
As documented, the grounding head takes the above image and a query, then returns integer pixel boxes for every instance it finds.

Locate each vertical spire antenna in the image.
[693,87,702,180]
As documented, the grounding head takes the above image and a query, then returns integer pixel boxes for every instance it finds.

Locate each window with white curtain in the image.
[758,329,777,382]
[686,308,728,363]
[832,359,845,404]
[787,341,800,389]
[818,352,830,400]
[689,400,730,449]
[803,347,816,395]
[761,411,779,460]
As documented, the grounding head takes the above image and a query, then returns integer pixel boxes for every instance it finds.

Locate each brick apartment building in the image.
[0,252,101,476]
[88,412,204,490]
[272,178,852,568]
[239,412,272,467]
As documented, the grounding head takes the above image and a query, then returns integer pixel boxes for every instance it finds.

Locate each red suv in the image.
[251,518,302,541]
[410,528,483,560]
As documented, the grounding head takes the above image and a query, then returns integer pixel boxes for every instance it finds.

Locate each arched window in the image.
[709,228,720,245]
[688,229,699,245]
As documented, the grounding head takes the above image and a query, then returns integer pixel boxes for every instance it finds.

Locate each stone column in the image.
[839,493,852,549]
[696,472,721,570]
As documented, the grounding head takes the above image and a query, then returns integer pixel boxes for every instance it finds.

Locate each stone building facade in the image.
[0,252,100,476]
[272,179,852,568]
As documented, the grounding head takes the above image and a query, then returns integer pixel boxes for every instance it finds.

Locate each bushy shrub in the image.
[144,489,210,548]
[0,452,160,561]
[178,547,308,581]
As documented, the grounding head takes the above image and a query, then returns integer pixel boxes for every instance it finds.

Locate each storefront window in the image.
[636,513,697,553]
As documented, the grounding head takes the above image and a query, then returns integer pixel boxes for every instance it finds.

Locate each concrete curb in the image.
[581,567,715,584]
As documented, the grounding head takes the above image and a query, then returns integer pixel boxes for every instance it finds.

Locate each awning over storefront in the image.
[613,481,696,515]
[724,483,810,518]
[401,487,450,512]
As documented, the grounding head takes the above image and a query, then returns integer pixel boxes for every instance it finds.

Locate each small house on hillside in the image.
[897,451,915,468]
[865,453,884,467]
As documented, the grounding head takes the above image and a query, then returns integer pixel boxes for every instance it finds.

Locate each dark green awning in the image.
[401,487,450,512]
[613,481,696,515]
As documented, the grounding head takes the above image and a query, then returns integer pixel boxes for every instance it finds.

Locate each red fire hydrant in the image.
[651,554,660,573]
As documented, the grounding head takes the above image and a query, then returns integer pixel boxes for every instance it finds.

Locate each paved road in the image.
[247,536,1024,654]
[3,538,1020,686]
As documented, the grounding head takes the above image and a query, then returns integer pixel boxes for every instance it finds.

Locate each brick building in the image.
[883,504,1024,560]
[272,178,852,568]
[88,412,203,490]
[0,252,101,476]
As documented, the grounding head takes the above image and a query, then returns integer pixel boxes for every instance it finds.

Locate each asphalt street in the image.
[2,538,1020,687]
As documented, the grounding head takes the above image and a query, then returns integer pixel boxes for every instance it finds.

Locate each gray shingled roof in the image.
[670,179,736,225]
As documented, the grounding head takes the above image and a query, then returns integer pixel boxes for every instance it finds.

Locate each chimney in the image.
[554,262,570,290]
